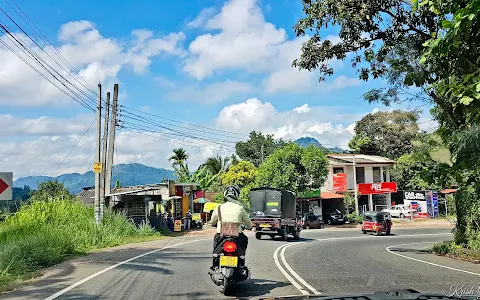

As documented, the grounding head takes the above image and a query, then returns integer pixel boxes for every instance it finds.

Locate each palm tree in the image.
[168,148,189,169]
[202,154,231,175]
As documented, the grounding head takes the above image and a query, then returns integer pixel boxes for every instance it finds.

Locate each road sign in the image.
[0,172,13,201]
[93,162,102,173]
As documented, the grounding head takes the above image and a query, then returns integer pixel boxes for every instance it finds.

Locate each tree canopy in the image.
[256,143,329,192]
[348,110,420,159]
[168,148,189,170]
[235,131,287,167]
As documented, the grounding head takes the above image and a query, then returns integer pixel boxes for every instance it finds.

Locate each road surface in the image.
[3,227,479,299]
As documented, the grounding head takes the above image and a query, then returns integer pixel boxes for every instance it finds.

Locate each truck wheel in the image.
[375,230,381,236]
[255,233,261,240]
[362,230,367,234]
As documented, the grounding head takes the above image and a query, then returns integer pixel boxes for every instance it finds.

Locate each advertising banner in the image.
[358,182,397,195]
[333,173,348,191]
[426,191,439,218]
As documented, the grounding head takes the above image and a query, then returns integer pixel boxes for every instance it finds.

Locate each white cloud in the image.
[0,114,94,137]
[215,98,359,149]
[187,7,217,28]
[183,1,355,94]
[294,104,311,114]
[0,21,185,107]
[167,80,255,104]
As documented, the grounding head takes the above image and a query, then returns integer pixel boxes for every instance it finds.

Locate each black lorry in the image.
[249,187,301,241]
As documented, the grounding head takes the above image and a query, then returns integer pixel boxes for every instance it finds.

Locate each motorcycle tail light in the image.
[223,241,237,253]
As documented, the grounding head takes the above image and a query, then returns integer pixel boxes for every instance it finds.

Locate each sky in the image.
[0,0,437,179]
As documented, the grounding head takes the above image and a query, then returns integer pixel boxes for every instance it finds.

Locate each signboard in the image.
[168,180,175,196]
[358,182,397,195]
[174,220,182,231]
[203,202,220,212]
[93,162,102,173]
[0,172,13,201]
[298,189,321,199]
[333,173,348,191]
[425,191,439,218]
[192,213,201,221]
[404,191,426,201]
[194,190,204,199]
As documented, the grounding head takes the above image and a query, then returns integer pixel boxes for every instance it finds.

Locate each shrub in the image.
[0,198,160,291]
[346,212,363,224]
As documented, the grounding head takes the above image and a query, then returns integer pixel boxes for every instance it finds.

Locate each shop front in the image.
[358,182,397,212]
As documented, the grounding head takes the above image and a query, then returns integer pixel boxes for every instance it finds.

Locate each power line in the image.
[120,106,249,139]
[51,118,96,176]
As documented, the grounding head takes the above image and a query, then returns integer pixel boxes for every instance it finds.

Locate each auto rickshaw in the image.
[361,211,392,235]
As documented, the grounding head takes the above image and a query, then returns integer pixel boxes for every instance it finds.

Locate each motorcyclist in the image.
[210,185,253,253]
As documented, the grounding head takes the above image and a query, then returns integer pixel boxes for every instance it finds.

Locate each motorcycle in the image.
[208,227,250,295]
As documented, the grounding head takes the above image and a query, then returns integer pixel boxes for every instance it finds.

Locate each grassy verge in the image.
[0,198,163,293]
[431,241,480,263]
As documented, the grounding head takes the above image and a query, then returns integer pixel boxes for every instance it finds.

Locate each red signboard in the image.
[358,182,397,195]
[333,173,348,191]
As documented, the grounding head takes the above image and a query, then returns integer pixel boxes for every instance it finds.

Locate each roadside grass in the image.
[431,241,480,263]
[0,198,163,293]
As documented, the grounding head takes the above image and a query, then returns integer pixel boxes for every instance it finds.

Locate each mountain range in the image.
[13,163,176,195]
[294,137,346,153]
[13,137,343,195]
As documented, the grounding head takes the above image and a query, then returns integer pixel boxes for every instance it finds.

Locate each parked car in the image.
[381,205,415,218]
[302,213,324,229]
[325,209,346,225]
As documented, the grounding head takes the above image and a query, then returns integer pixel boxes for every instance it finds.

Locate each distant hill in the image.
[13,163,176,195]
[294,137,346,153]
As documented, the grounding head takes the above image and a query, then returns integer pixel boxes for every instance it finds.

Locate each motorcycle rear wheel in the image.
[221,278,235,295]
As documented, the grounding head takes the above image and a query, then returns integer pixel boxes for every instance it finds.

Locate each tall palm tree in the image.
[203,154,231,175]
[168,148,189,169]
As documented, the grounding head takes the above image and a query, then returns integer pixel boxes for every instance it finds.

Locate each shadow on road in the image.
[234,278,291,298]
[389,247,433,255]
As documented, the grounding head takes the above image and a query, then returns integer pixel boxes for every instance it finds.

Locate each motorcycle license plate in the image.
[259,223,271,228]
[220,256,238,267]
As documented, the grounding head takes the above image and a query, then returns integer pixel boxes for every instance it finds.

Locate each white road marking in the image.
[45,238,209,300]
[274,232,453,295]
[273,244,310,295]
[280,244,321,295]
[386,242,480,277]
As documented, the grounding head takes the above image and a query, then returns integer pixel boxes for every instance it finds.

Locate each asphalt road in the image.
[3,227,479,300]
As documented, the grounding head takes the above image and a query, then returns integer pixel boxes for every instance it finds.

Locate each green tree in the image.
[348,110,420,159]
[221,161,257,188]
[256,143,329,192]
[202,154,231,175]
[168,148,189,170]
[235,131,287,167]
[31,180,71,201]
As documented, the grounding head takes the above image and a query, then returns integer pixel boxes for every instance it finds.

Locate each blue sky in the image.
[0,0,435,178]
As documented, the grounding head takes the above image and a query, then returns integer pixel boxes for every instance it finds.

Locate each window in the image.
[373,167,381,182]
[333,167,344,174]
[356,167,365,183]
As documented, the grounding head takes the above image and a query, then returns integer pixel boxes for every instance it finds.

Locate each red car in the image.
[361,211,392,235]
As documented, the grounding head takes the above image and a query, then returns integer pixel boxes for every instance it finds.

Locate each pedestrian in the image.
[185,208,192,230]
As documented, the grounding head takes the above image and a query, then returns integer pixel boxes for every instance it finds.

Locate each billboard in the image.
[358,182,397,195]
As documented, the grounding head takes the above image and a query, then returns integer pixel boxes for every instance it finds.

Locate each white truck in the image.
[382,205,415,218]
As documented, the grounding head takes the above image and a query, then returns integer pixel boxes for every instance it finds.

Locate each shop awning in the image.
[440,189,457,194]
[321,192,344,199]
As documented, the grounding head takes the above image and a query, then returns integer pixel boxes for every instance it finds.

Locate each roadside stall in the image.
[193,197,210,223]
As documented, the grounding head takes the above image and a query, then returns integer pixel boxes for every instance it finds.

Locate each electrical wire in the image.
[50,118,96,176]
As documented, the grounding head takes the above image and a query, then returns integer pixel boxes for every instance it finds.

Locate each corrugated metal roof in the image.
[327,154,396,164]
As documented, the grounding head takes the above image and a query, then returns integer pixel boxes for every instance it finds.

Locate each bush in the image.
[346,212,363,224]
[0,198,160,291]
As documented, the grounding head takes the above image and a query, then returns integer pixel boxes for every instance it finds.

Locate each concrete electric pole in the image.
[99,92,110,222]
[353,154,359,215]
[105,84,118,197]
[94,84,102,225]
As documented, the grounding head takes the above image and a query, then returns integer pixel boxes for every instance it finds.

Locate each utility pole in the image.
[260,143,264,164]
[353,154,359,215]
[105,84,118,197]
[99,92,110,222]
[94,84,102,225]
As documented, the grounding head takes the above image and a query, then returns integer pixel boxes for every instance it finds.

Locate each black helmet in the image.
[223,185,240,201]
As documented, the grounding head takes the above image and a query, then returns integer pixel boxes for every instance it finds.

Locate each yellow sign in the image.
[174,220,182,232]
[93,162,102,173]
[192,213,201,221]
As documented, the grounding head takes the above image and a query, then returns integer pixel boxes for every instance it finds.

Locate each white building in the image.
[322,154,396,212]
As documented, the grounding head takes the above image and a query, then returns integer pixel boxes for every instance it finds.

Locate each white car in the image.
[381,205,415,218]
